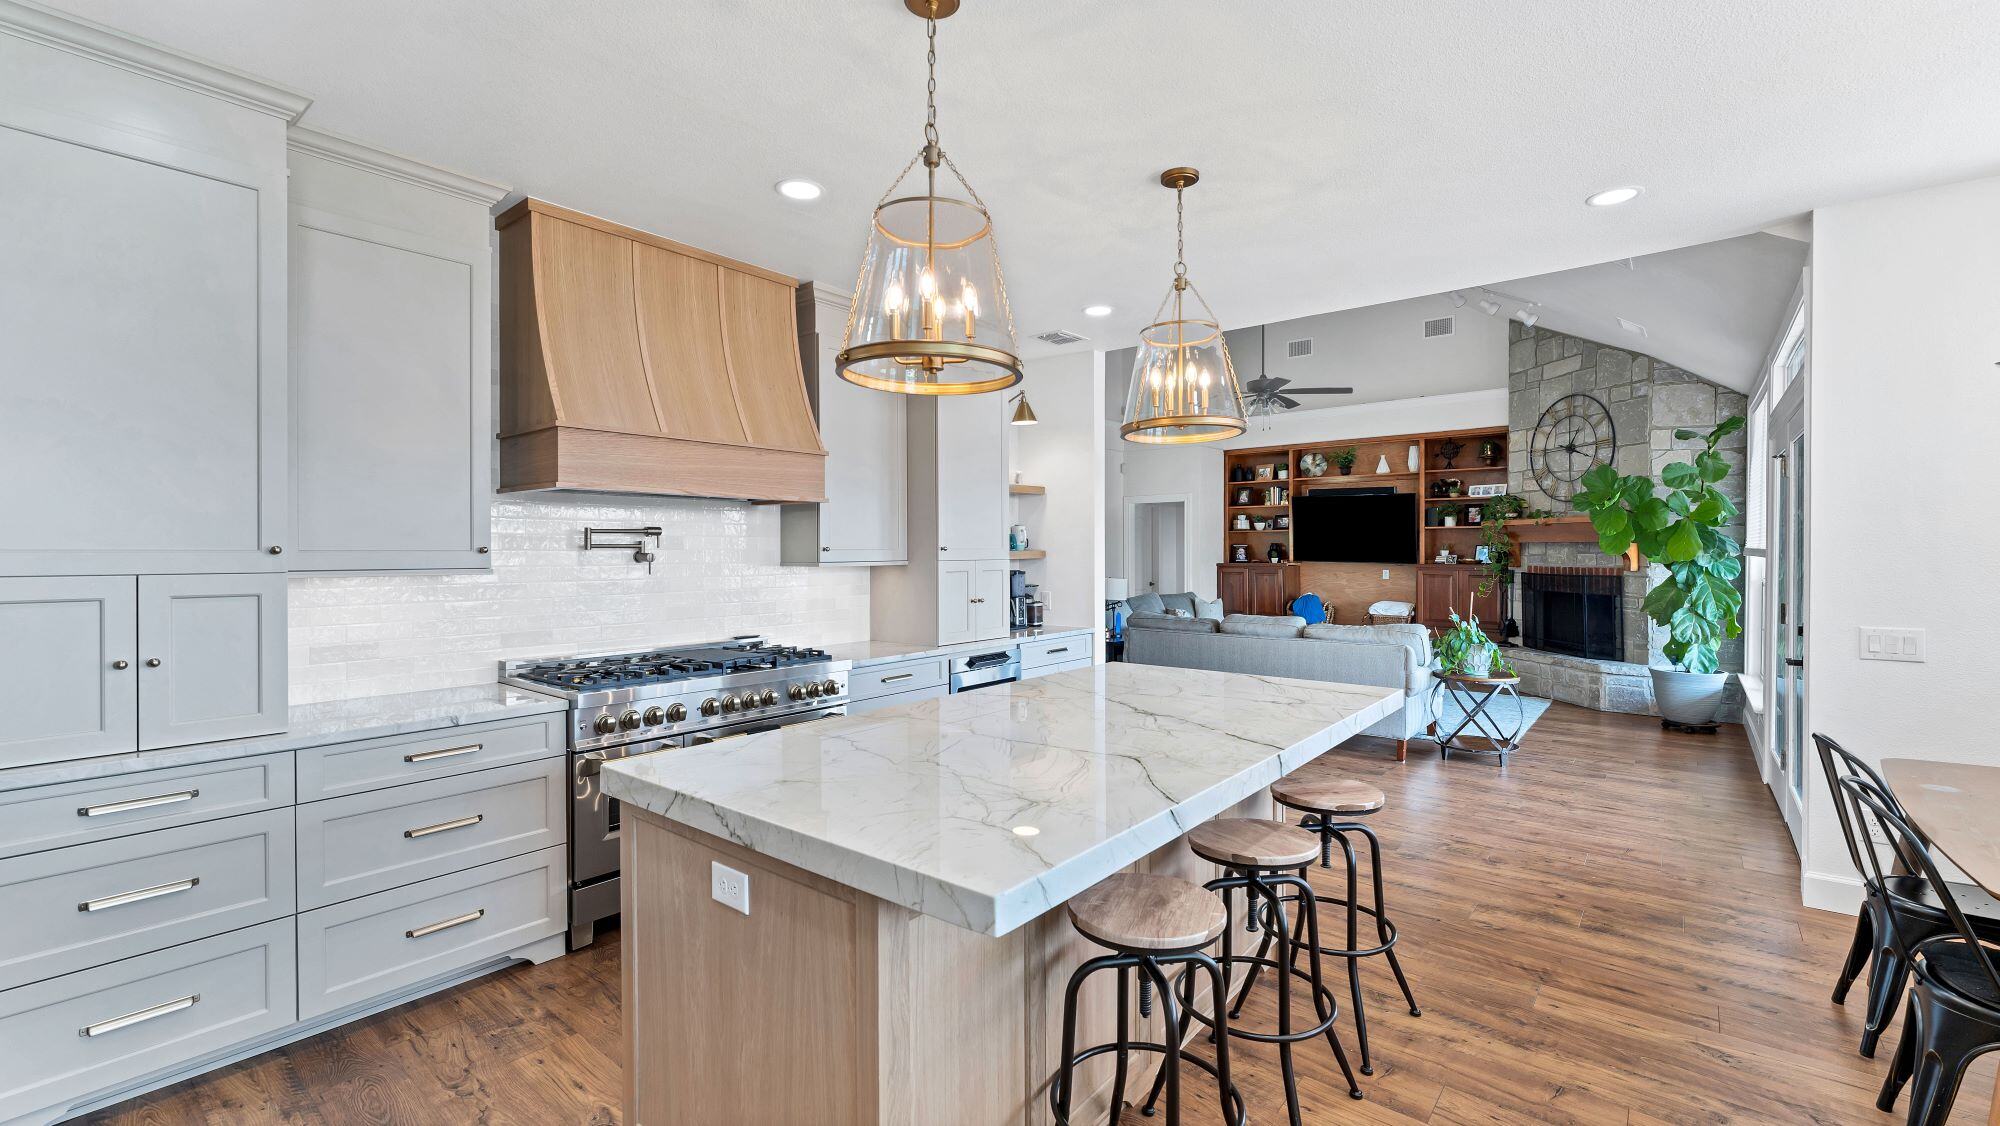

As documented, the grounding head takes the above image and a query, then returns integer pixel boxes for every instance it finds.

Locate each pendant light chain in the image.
[923,9,941,163]
[1174,186,1188,285]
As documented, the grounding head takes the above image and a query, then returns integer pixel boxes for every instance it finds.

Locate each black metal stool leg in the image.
[1259,879,1304,1126]
[1145,959,1184,1126]
[1284,869,1364,1100]
[1350,822,1422,1017]
[1330,827,1373,1075]
[1108,965,1131,1121]
[1190,950,1237,1126]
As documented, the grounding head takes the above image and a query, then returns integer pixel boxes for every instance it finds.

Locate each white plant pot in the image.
[1461,652,1493,677]
[1443,516,1456,527]
[1651,667,1727,725]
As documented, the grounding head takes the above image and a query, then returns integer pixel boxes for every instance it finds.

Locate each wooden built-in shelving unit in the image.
[1220,426,1511,628]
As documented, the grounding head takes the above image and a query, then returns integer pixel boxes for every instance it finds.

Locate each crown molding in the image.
[288,126,508,206]
[0,0,311,122]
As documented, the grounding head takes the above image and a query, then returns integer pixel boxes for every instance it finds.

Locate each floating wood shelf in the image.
[1009,483,1045,495]
[1009,549,1046,560]
[1426,465,1506,475]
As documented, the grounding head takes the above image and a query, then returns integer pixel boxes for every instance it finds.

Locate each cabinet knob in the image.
[478,546,490,554]
[823,546,831,553]
[145,658,162,668]
[268,546,283,555]
[111,660,129,670]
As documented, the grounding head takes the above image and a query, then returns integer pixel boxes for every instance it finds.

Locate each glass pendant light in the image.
[1119,168,1246,443]
[838,0,1021,395]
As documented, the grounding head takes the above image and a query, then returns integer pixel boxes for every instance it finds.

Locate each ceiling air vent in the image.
[1286,338,1313,358]
[1034,329,1087,346]
[1422,316,1455,339]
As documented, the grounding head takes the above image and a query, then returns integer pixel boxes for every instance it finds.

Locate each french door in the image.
[1766,361,1808,846]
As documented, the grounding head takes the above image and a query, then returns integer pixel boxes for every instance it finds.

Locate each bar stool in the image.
[1146,818,1365,1126]
[1262,774,1421,1077]
[1050,873,1245,1126]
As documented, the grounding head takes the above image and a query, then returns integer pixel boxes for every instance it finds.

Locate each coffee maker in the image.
[1009,569,1029,629]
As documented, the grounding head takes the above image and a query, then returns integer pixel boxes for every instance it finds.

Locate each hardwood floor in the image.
[86,703,1991,1124]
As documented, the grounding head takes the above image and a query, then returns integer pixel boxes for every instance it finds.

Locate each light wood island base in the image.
[620,795,1268,1126]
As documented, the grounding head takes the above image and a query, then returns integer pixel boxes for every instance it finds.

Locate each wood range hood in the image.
[496,198,826,502]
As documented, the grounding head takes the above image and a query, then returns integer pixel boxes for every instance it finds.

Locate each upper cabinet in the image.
[780,284,908,566]
[287,129,507,572]
[495,199,827,502]
[0,11,305,576]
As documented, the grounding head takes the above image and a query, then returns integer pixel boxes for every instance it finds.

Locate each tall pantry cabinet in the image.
[869,393,1013,645]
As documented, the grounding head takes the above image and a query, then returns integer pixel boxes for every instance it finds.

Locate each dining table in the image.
[1881,758,2000,1126]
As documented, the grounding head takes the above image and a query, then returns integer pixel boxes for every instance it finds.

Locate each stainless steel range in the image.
[500,637,849,948]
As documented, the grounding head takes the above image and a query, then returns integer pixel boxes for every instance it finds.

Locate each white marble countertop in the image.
[822,625,1098,669]
[602,663,1401,936]
[0,683,567,792]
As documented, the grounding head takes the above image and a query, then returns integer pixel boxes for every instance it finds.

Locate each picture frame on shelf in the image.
[1255,464,1275,481]
[1467,483,1507,498]
[1231,544,1251,563]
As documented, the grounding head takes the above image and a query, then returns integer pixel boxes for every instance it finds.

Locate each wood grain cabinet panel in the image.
[0,577,137,768]
[632,244,743,444]
[719,268,820,451]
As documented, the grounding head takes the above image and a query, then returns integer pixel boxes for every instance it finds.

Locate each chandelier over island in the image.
[837,0,1022,396]
[1119,167,1247,444]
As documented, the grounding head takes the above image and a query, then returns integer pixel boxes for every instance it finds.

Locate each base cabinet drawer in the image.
[848,657,948,702]
[297,845,565,1019]
[0,752,293,860]
[1024,656,1095,681]
[0,918,296,1124]
[1019,635,1089,670]
[296,758,566,910]
[294,714,562,802]
[845,681,948,716]
[0,808,295,991]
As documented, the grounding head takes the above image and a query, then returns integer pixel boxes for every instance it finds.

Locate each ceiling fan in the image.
[1241,324,1352,415]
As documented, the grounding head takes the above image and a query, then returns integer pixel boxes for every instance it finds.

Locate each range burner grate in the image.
[514,642,833,690]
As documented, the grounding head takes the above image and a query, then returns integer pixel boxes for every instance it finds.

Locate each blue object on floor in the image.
[1288,592,1327,625]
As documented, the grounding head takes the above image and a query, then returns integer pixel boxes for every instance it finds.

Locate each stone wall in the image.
[1502,323,1748,715]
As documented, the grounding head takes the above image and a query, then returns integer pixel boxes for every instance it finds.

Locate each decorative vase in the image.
[1651,668,1727,726]
[1375,454,1391,474]
[1407,444,1420,472]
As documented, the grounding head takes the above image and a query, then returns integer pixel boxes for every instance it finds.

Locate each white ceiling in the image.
[46,0,2000,359]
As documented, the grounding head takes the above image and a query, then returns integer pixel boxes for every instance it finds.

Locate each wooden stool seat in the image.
[1188,818,1320,869]
[1068,873,1228,953]
[1271,775,1386,816]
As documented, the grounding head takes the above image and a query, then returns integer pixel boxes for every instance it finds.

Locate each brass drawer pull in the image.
[79,877,200,913]
[881,672,916,685]
[78,789,198,818]
[405,813,483,839]
[405,743,481,764]
[80,993,198,1037]
[406,908,484,939]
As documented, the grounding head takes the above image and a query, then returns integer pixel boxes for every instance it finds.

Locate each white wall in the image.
[1012,350,1106,645]
[1109,389,1507,600]
[288,496,871,704]
[1800,172,2000,908]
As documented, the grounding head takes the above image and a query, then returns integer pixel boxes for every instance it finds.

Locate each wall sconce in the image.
[1009,391,1038,426]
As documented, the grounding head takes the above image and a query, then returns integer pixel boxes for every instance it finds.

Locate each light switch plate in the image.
[711,861,750,915]
[1859,627,1925,663]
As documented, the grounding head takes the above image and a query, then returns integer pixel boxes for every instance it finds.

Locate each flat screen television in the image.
[1291,493,1418,564]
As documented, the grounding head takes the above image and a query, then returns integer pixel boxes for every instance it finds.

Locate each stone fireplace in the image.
[1521,567,1624,662]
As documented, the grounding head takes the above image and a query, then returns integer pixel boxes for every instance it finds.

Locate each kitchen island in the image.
[601,662,1402,1125]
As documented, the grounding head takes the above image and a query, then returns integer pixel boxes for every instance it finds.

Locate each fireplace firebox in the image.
[1521,568,1623,661]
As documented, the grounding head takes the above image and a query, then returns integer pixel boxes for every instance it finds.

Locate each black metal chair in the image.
[1814,733,2000,1056]
[1841,779,2000,1126]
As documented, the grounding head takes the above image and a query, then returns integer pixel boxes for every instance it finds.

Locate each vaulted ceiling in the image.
[49,0,2000,360]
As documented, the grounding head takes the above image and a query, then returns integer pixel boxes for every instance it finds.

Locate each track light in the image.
[1477,298,1501,317]
[1449,291,1466,308]
[1514,306,1540,328]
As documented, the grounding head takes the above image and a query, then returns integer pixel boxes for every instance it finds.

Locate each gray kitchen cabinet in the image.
[868,390,1013,644]
[781,283,909,566]
[974,559,1012,640]
[0,753,294,861]
[287,129,508,572]
[0,22,299,576]
[137,574,288,751]
[844,680,949,716]
[0,577,137,769]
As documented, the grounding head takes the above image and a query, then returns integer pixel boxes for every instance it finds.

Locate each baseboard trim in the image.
[1802,869,1863,916]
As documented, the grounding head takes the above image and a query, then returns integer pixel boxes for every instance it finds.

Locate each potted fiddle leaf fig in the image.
[1569,416,1746,726]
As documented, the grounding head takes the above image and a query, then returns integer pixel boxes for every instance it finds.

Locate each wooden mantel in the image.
[1504,514,1642,571]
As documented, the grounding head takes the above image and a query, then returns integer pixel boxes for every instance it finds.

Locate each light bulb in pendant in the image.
[918,270,937,298]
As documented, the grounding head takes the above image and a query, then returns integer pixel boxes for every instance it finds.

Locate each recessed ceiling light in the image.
[775,178,823,201]
[1585,186,1643,207]
[1082,304,1114,317]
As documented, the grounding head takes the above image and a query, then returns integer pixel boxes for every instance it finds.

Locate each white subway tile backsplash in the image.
[287,495,871,704]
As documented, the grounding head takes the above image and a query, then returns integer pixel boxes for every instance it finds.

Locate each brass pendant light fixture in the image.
[837,0,1022,396]
[1119,168,1246,444]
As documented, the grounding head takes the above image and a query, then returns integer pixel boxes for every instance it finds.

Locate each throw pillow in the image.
[1126,591,1165,617]
[1159,592,1199,617]
[1194,597,1224,621]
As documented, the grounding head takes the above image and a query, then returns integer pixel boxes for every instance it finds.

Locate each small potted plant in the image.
[1571,416,1746,727]
[1436,611,1509,678]
[1441,507,1457,527]
[1332,447,1358,476]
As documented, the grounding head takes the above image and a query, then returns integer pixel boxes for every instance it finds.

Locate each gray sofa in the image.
[1123,610,1434,760]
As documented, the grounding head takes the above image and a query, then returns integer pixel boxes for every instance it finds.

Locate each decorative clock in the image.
[1530,393,1617,501]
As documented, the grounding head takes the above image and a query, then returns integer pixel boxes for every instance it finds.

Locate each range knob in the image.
[665,703,687,723]
[642,706,666,726]
[619,710,642,731]
[700,698,720,717]
[788,684,807,701]
[759,689,778,707]
[721,694,742,714]
[804,681,824,699]
[821,679,842,696]
[592,714,619,735]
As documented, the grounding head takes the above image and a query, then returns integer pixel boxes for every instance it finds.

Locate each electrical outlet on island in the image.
[711,861,750,915]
